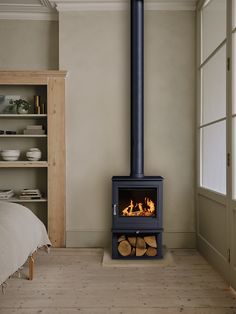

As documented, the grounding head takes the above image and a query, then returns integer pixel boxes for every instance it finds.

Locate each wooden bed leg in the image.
[28,255,34,281]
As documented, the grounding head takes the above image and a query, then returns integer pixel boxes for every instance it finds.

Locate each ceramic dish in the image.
[1,150,20,161]
[26,148,41,161]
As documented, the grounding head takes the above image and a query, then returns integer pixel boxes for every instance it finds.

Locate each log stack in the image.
[117,235,158,257]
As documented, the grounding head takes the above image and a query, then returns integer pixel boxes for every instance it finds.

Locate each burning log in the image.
[146,247,157,256]
[144,236,157,248]
[122,200,134,216]
[121,198,156,217]
[118,240,132,256]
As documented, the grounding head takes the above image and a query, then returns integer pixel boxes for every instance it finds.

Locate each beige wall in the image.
[0,20,58,70]
[59,10,196,248]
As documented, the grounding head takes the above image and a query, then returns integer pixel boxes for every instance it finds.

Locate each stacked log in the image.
[117,235,157,257]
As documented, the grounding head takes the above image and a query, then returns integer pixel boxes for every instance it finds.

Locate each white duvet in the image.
[0,201,51,284]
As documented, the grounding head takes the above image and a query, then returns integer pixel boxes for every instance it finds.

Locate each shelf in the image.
[0,114,47,118]
[0,161,48,168]
[0,134,47,138]
[0,197,47,203]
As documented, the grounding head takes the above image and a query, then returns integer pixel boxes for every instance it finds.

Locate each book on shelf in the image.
[19,196,42,200]
[23,129,45,135]
[20,193,41,195]
[26,125,43,130]
[19,188,42,200]
[20,188,41,194]
[20,191,40,194]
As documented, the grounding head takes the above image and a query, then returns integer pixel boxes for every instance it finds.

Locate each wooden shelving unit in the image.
[4,197,48,203]
[0,114,47,118]
[0,161,48,167]
[0,71,66,247]
[0,135,47,138]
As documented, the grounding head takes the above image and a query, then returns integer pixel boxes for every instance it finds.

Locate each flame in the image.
[121,197,156,217]
[146,198,155,213]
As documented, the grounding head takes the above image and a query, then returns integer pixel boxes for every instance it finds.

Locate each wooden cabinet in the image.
[0,71,66,247]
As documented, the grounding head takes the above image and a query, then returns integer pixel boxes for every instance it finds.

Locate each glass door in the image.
[198,0,236,290]
[230,0,236,290]
[197,0,230,285]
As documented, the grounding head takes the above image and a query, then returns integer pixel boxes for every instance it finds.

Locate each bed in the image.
[0,201,51,286]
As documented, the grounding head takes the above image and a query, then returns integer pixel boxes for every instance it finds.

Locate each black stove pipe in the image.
[130,0,144,178]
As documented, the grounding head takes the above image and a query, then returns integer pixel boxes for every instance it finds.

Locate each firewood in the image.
[136,248,147,256]
[130,248,136,256]
[136,237,146,249]
[144,236,157,248]
[118,235,126,242]
[146,247,157,257]
[127,237,136,247]
[118,240,132,256]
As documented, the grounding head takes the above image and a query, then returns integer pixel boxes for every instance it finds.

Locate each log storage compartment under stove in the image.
[112,232,163,259]
[111,0,163,260]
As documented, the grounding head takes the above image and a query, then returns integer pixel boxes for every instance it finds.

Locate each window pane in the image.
[233,0,236,30]
[233,33,236,115]
[201,0,226,62]
[233,118,236,199]
[201,121,226,194]
[201,45,226,125]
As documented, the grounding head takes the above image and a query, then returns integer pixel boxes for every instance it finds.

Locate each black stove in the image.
[111,0,164,259]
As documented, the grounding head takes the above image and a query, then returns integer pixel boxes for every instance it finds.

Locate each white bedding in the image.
[0,201,51,285]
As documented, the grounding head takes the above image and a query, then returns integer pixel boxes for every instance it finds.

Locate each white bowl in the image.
[1,150,20,161]
[1,150,20,157]
[1,156,19,161]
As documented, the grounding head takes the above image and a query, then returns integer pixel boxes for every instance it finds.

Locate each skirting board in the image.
[197,234,230,283]
[66,231,196,248]
[102,246,175,267]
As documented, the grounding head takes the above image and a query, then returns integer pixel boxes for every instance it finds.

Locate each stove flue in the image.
[111,0,164,259]
[130,0,144,178]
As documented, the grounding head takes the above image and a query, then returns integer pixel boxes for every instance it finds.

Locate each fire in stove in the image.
[121,197,155,217]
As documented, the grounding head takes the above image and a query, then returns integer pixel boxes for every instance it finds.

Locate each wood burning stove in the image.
[112,177,163,259]
[111,0,164,259]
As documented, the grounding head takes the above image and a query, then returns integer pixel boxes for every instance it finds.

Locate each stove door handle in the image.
[113,204,117,216]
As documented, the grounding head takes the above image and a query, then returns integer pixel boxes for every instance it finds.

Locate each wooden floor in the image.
[0,249,236,314]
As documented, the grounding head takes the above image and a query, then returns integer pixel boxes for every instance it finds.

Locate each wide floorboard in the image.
[0,249,235,314]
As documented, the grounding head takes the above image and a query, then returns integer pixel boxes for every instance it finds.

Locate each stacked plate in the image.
[1,150,20,161]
